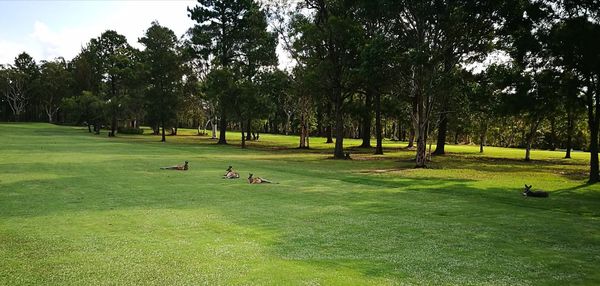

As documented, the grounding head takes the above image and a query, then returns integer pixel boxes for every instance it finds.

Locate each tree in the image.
[188,0,260,145]
[140,21,183,142]
[549,15,600,182]
[39,58,72,123]
[0,53,40,121]
[234,3,278,148]
[62,91,104,133]
[88,30,135,137]
[295,0,362,159]
[0,66,27,121]
[355,0,402,154]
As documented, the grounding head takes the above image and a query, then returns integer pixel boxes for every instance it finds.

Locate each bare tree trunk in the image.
[374,92,383,155]
[333,100,345,159]
[587,80,600,183]
[360,91,372,148]
[161,119,166,142]
[524,118,541,162]
[549,117,557,151]
[211,117,217,139]
[479,121,488,153]
[565,112,573,159]
[325,101,333,143]
[110,116,117,137]
[241,120,246,149]
[285,112,292,135]
[218,110,227,144]
[326,125,333,143]
[415,64,429,168]
[246,118,252,141]
[433,112,448,155]
[407,127,415,148]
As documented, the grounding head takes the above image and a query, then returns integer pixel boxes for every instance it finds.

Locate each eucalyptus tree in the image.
[0,53,39,121]
[140,21,183,142]
[39,57,72,123]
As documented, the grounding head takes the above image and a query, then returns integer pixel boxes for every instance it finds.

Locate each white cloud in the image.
[1,1,196,65]
[0,40,29,65]
[0,0,289,71]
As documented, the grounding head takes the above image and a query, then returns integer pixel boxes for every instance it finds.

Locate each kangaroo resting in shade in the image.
[223,166,240,179]
[160,161,189,171]
[522,185,548,197]
[248,173,274,184]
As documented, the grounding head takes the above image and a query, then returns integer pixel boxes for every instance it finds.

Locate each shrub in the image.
[118,127,144,135]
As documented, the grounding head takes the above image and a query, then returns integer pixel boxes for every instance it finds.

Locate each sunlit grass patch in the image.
[1,123,599,285]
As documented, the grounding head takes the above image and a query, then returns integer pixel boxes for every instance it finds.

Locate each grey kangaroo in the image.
[247,173,274,184]
[523,185,548,197]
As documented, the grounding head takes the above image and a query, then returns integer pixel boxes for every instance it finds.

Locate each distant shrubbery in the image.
[117,127,144,135]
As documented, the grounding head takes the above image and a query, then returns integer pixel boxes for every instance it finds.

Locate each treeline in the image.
[1,0,599,181]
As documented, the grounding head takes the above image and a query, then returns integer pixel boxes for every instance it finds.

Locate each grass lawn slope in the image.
[1,123,599,285]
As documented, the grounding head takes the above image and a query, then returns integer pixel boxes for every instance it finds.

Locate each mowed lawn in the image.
[1,123,599,285]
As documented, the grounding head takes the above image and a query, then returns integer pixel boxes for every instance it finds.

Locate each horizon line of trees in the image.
[1,0,599,182]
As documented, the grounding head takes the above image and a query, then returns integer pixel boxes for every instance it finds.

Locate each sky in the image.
[0,0,199,65]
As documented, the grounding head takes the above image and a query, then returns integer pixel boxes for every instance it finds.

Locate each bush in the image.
[118,127,144,135]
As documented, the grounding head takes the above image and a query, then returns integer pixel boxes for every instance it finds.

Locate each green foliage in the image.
[61,91,105,126]
[117,127,144,134]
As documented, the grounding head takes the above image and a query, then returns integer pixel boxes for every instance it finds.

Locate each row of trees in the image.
[1,0,599,182]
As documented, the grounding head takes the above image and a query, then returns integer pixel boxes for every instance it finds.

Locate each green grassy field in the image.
[1,123,599,285]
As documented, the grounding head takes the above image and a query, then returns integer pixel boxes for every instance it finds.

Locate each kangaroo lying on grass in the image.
[160,161,189,171]
[522,185,549,197]
[223,166,240,179]
[248,173,275,184]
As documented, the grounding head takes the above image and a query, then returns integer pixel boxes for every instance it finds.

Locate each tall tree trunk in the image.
[299,114,306,149]
[416,131,427,168]
[407,127,415,148]
[407,92,418,149]
[241,120,246,149]
[333,94,345,159]
[587,80,599,183]
[433,111,448,155]
[479,120,488,153]
[46,111,53,123]
[161,119,166,142]
[589,120,599,183]
[211,117,217,139]
[110,116,117,137]
[246,118,252,141]
[549,117,557,151]
[325,101,333,143]
[415,65,428,168]
[87,123,92,133]
[565,112,573,159]
[374,92,383,155]
[524,118,541,162]
[218,109,227,144]
[360,91,372,148]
